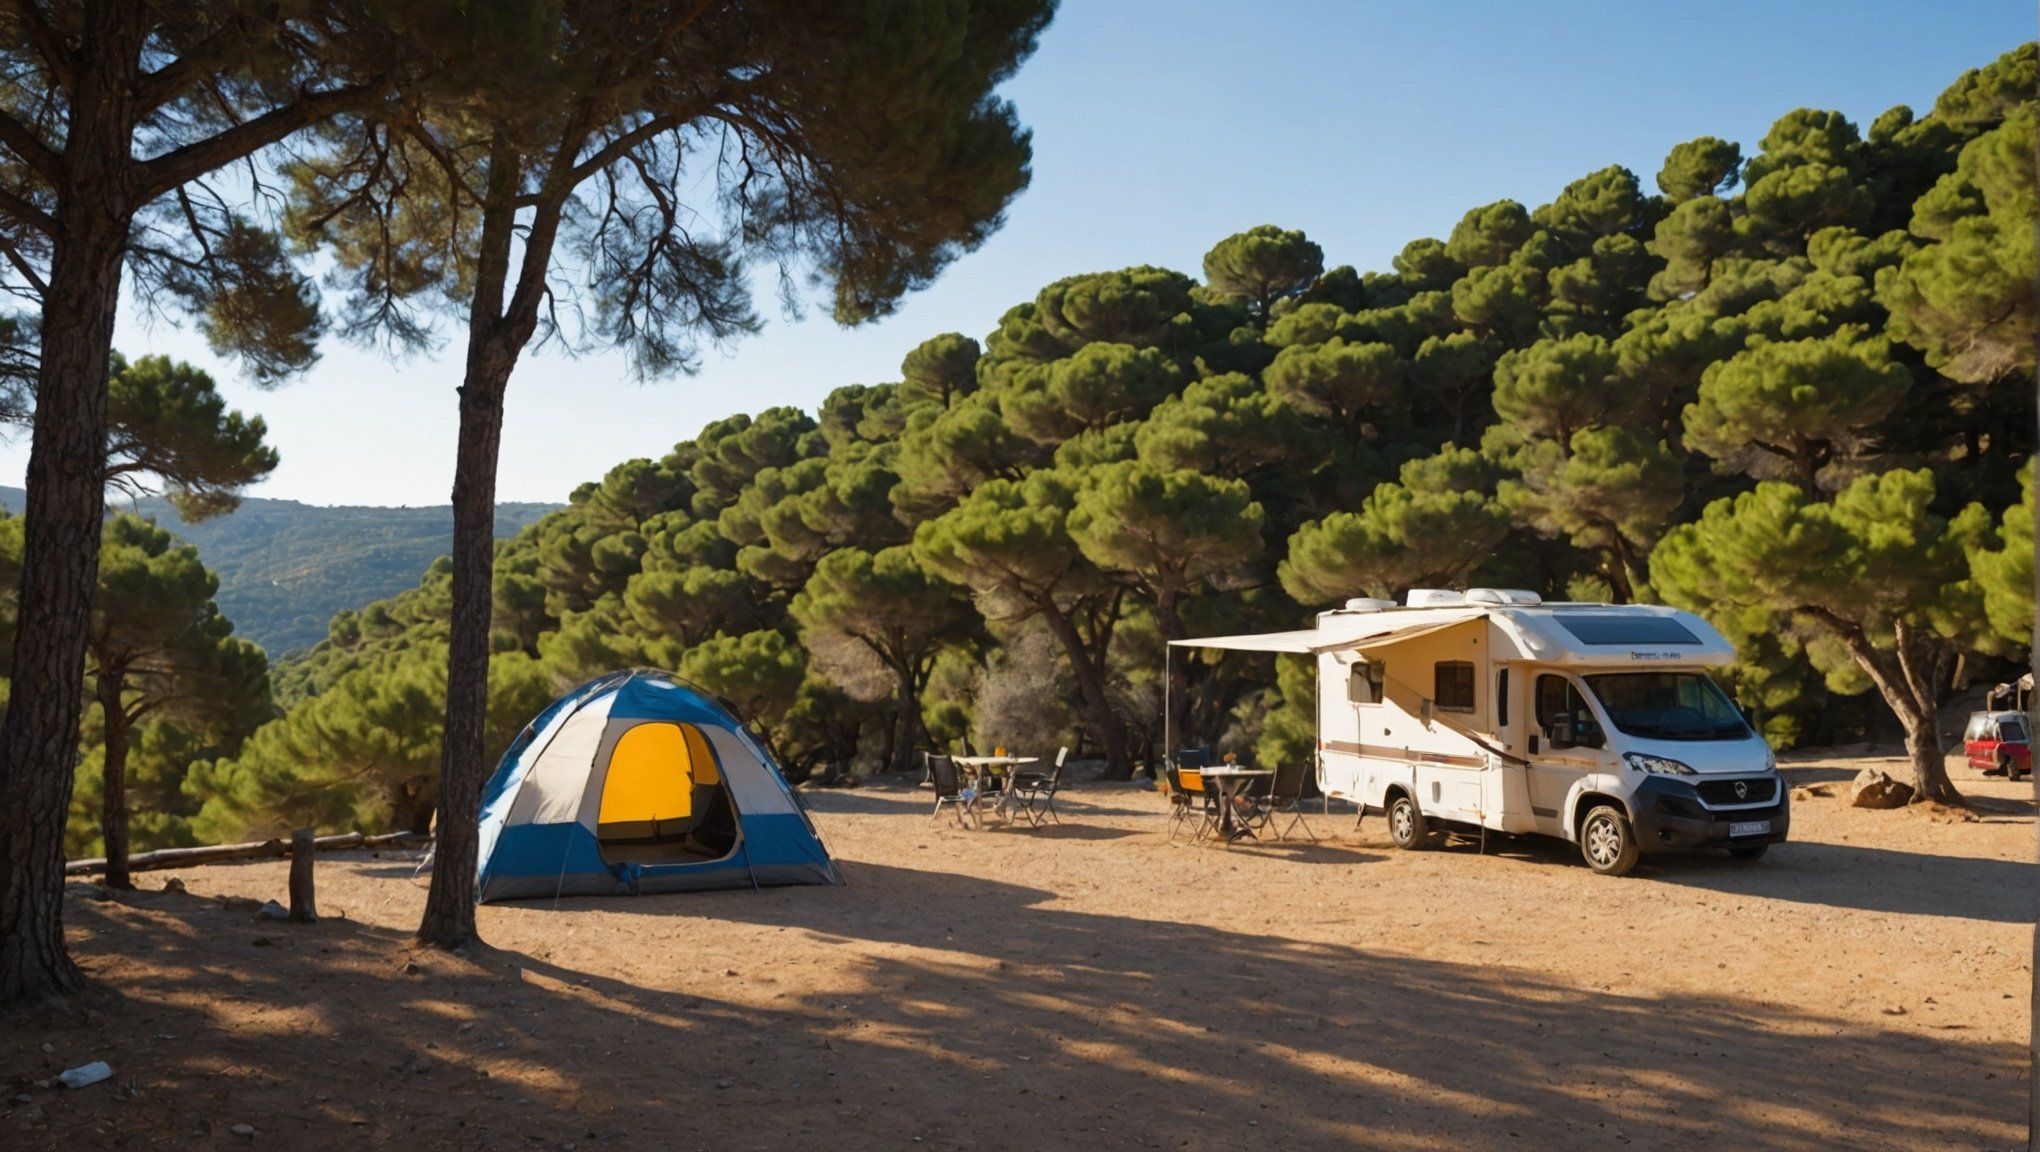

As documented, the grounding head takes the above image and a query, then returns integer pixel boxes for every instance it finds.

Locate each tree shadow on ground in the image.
[1377,822,2037,924]
[568,860,2017,1150]
[1171,837,1383,866]
[1965,791,2036,822]
[971,822,1138,842]
[805,786,1162,822]
[798,789,934,815]
[1779,763,1883,786]
[1646,840,2037,923]
[3,859,2022,1152]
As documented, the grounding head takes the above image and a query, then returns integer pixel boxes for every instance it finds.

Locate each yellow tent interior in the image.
[595,721,732,860]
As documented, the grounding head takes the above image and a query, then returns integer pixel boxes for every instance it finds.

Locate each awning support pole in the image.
[1163,645,1172,774]
[1316,656,1328,817]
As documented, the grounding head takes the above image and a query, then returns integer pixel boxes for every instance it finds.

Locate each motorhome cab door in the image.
[1525,669,1605,836]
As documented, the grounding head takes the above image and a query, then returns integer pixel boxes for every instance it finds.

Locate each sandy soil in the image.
[3,753,2033,1151]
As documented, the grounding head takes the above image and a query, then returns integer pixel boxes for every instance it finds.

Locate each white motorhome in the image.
[1168,588,1787,875]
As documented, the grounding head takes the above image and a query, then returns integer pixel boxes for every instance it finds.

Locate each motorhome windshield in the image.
[1583,672,1749,741]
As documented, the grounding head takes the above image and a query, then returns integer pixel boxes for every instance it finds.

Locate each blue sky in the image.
[9,1,2030,506]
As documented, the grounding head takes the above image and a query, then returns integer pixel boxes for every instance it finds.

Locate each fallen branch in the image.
[65,831,431,877]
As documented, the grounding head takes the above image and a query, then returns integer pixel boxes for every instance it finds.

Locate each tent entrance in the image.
[596,721,740,865]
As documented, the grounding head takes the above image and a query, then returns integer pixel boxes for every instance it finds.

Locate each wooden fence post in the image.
[288,827,318,923]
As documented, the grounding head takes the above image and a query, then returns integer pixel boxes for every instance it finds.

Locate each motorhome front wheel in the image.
[1579,805,1640,876]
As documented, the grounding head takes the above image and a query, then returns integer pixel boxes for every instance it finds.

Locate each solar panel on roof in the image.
[1554,615,1701,645]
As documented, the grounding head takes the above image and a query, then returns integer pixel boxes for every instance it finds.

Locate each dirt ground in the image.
[3,752,2033,1151]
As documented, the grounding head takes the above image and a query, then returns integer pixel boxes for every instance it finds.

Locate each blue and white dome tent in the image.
[475,670,840,902]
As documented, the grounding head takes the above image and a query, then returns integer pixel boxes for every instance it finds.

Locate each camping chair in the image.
[928,754,974,828]
[1248,762,1318,842]
[1162,761,1195,840]
[1166,763,1219,843]
[1012,746,1069,826]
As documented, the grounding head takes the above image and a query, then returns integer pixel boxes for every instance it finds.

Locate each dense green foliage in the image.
[0,351,287,865]
[0,514,270,864]
[0,0,445,1001]
[198,45,2034,830]
[0,486,557,657]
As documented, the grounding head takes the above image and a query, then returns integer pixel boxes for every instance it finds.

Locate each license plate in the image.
[1729,820,1771,838]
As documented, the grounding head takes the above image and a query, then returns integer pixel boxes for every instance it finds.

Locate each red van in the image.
[1963,711,2031,779]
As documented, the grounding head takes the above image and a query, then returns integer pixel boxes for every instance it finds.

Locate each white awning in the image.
[1345,616,1483,652]
[1169,614,1484,656]
[1167,627,1329,654]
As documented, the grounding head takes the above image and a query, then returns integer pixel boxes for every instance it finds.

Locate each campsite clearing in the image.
[3,754,2030,1151]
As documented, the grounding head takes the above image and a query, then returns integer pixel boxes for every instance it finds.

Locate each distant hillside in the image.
[0,486,559,657]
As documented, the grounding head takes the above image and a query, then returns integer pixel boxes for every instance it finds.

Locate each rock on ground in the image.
[1849,767,1915,809]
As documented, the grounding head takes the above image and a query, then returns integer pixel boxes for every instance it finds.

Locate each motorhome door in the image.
[1526,671,1600,833]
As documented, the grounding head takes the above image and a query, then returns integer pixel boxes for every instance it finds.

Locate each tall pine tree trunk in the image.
[416,135,570,949]
[1039,601,1130,778]
[887,656,923,776]
[1825,617,1961,804]
[97,679,134,891]
[416,355,511,949]
[1890,621,1960,804]
[1154,587,1192,762]
[0,4,143,1004]
[415,137,523,950]
[875,698,898,776]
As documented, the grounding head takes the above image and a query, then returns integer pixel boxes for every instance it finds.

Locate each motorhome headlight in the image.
[1623,752,1696,776]
[1763,748,1777,773]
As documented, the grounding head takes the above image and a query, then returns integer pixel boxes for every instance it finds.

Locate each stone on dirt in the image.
[57,1062,112,1090]
[1848,768,1914,809]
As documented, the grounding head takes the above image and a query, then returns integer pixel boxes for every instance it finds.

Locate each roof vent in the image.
[1341,597,1396,613]
[1465,587,1543,606]
[1406,589,1466,607]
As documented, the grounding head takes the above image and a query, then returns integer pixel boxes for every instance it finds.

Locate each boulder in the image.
[1849,767,1914,809]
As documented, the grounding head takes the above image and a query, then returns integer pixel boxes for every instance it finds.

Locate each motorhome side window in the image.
[1535,673,1603,748]
[1347,661,1384,706]
[1434,661,1475,712]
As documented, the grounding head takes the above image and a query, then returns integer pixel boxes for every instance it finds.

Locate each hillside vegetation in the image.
[167,44,2038,839]
[0,486,557,656]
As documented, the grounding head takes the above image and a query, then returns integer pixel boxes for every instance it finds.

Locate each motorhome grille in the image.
[1697,778,1777,805]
